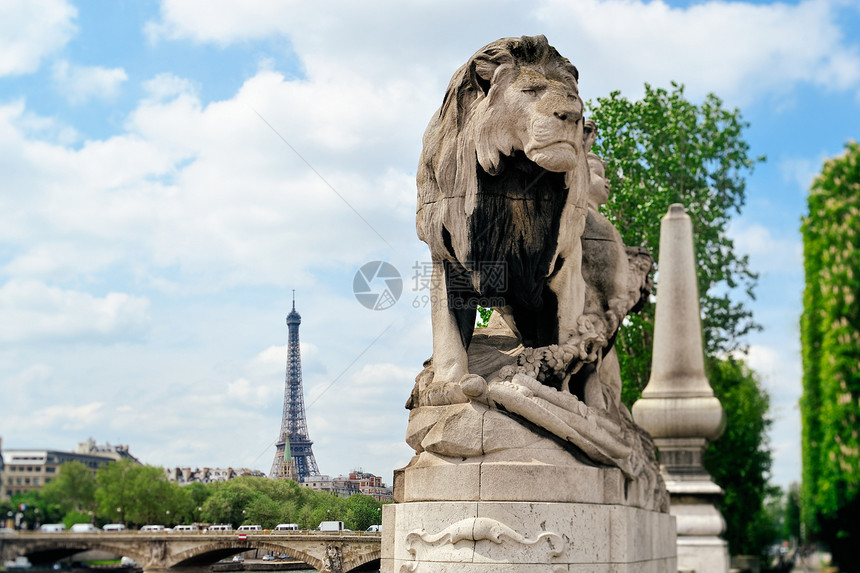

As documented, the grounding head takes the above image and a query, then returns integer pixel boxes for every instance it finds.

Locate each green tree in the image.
[703,356,777,559]
[124,465,182,526]
[800,140,860,571]
[343,494,382,532]
[200,480,259,526]
[8,490,62,530]
[587,83,762,404]
[244,494,282,528]
[174,481,211,524]
[95,459,136,524]
[41,461,97,515]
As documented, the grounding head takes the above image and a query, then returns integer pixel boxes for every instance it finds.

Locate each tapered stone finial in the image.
[633,204,725,441]
[632,204,729,573]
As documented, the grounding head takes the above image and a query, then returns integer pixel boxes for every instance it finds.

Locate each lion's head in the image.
[418,35,589,255]
[468,40,583,176]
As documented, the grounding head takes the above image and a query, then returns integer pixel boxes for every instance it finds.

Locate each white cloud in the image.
[146,0,295,44]
[0,0,77,76]
[536,0,860,104]
[52,60,129,105]
[0,279,150,343]
[779,155,828,193]
[23,402,106,431]
[729,222,802,274]
[146,0,860,107]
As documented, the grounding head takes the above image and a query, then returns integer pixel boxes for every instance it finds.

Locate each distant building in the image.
[75,438,139,462]
[0,437,6,500]
[164,467,266,485]
[348,470,393,502]
[300,470,392,502]
[1,443,136,500]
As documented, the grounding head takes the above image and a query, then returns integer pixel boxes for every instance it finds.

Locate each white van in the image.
[366,524,382,533]
[40,524,66,533]
[205,524,232,532]
[236,525,261,532]
[173,525,200,532]
[275,523,299,531]
[103,524,126,532]
[139,525,165,533]
[318,521,344,532]
[70,523,99,533]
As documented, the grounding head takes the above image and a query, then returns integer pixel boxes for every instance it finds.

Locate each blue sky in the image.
[1,0,859,490]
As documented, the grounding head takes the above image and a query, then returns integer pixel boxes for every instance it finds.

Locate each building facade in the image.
[300,470,393,501]
[0,438,5,500]
[164,467,266,485]
[75,438,138,462]
[1,448,129,499]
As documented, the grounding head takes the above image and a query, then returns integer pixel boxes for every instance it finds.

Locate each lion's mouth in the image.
[525,141,578,172]
[528,140,576,154]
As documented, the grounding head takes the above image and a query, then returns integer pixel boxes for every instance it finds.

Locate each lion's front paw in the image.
[421,378,469,407]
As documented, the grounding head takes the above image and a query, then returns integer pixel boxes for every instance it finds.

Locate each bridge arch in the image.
[11,539,151,567]
[165,540,319,571]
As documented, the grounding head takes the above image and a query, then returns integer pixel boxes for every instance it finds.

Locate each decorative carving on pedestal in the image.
[384,35,676,572]
[402,517,564,571]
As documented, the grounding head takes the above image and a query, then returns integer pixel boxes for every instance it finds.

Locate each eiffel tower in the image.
[270,293,320,481]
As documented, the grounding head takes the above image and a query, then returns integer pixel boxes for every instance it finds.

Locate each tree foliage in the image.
[703,356,777,558]
[41,461,97,515]
[800,140,860,570]
[88,466,384,530]
[587,83,762,404]
[9,463,384,532]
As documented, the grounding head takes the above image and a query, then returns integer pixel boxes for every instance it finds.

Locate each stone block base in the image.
[381,501,676,572]
[677,536,729,573]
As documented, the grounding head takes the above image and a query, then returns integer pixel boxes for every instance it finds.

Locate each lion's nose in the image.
[554,110,574,121]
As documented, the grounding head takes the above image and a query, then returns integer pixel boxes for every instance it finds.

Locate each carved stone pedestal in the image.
[382,404,676,572]
[382,498,676,572]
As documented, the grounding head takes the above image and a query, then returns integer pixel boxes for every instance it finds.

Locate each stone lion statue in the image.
[405,35,666,511]
[416,35,593,405]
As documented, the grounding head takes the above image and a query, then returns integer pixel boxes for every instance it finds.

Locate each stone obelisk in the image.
[632,204,729,573]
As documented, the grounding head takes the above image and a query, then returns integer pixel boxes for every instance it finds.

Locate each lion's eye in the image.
[522,86,544,98]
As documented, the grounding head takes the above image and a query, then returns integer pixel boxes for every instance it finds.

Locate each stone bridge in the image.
[0,531,381,573]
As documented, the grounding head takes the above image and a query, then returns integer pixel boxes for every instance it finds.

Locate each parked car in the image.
[70,523,99,533]
[39,524,65,533]
[275,523,299,531]
[173,525,199,532]
[262,555,275,561]
[139,525,166,533]
[366,525,382,533]
[231,556,244,562]
[236,525,261,532]
[103,524,126,532]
